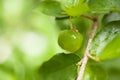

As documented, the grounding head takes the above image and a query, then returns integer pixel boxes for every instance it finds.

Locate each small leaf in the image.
[60,0,89,16]
[60,0,85,10]
[88,0,120,13]
[39,53,80,80]
[65,3,89,16]
[102,58,120,70]
[36,1,67,17]
[102,12,120,25]
[90,21,120,60]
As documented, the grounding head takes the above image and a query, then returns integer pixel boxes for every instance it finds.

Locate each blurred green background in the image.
[1,0,120,80]
[0,0,63,80]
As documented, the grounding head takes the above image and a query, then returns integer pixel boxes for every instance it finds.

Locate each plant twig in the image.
[81,15,94,21]
[76,17,98,80]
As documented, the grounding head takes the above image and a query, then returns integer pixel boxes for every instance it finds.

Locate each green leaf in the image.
[36,1,67,17]
[56,17,91,34]
[107,68,120,80]
[56,18,70,30]
[88,0,120,13]
[101,58,120,80]
[87,58,120,80]
[102,58,120,70]
[102,12,120,25]
[90,21,120,60]
[83,63,108,80]
[39,53,80,80]
[60,0,89,16]
[60,0,85,9]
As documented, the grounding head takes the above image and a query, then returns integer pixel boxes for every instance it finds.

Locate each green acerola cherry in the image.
[58,30,83,52]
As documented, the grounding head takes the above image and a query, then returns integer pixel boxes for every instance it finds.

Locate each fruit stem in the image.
[81,15,95,21]
[69,17,79,32]
[69,16,73,30]
[76,17,98,80]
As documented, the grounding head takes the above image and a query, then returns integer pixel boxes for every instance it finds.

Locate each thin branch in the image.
[76,17,98,80]
[81,15,94,21]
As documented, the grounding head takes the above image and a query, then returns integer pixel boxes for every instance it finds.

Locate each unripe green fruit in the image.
[58,30,83,52]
